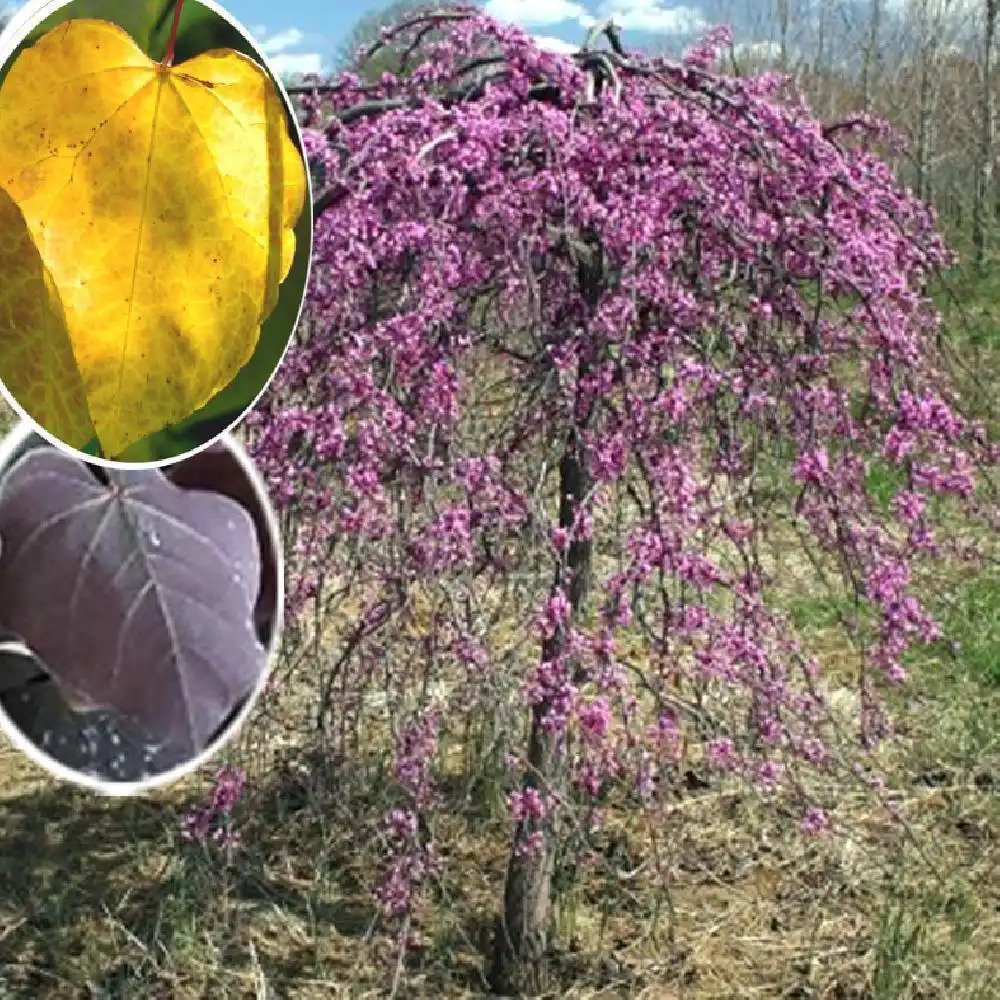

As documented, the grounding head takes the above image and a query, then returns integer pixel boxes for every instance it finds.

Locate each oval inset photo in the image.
[0,0,311,465]
[0,421,282,792]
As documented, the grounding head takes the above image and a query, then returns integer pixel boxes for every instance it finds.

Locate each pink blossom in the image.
[242,7,996,938]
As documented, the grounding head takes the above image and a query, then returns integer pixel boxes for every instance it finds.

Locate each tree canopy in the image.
[332,0,482,82]
[261,8,997,992]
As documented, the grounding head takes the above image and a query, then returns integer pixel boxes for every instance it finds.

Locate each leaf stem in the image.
[162,0,186,67]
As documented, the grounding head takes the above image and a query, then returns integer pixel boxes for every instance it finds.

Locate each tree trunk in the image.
[814,0,829,116]
[489,429,592,996]
[974,0,997,273]
[861,0,882,116]
[776,0,791,72]
[915,17,941,206]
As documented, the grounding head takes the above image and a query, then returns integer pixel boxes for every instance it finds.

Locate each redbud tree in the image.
[247,8,997,994]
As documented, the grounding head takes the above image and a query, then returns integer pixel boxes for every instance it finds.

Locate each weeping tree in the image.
[254,7,997,995]
[333,0,481,82]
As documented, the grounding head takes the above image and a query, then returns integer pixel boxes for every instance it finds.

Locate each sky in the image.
[2,0,948,79]
[228,0,975,76]
[229,0,731,74]
[0,0,769,77]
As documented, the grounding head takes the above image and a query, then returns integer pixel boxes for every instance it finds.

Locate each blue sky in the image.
[226,0,963,79]
[202,0,973,78]
[0,0,767,77]
[3,0,915,79]
[227,0,730,75]
[227,0,379,76]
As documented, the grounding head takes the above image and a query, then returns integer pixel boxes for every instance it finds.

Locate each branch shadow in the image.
[0,749,384,998]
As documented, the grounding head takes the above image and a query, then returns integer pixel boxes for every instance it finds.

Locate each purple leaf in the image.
[0,448,267,758]
[165,441,280,645]
[0,644,189,781]
[0,641,46,696]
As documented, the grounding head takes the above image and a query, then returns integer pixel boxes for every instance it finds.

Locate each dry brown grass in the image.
[0,395,999,999]
[1,548,998,999]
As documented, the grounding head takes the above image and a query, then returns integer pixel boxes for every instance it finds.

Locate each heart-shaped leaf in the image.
[0,17,307,457]
[0,447,267,757]
[0,186,96,449]
[4,0,177,66]
[165,441,281,644]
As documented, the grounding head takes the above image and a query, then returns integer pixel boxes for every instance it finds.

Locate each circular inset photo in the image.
[0,0,311,465]
[0,420,282,792]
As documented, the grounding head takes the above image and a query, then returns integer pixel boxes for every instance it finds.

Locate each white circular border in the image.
[0,419,286,796]
[0,0,314,471]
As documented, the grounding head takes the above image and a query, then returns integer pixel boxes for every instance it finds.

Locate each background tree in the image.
[658,0,997,260]
[974,0,997,271]
[861,0,884,115]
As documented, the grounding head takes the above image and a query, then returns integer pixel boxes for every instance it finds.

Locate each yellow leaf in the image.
[0,186,96,448]
[0,18,307,457]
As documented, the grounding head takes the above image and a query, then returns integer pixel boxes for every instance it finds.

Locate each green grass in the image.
[866,460,907,511]
[923,572,1000,686]
[0,401,15,439]
[785,592,847,631]
[871,891,925,1000]
[934,264,1000,350]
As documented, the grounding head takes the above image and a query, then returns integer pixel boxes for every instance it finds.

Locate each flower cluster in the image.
[374,713,443,918]
[181,764,245,851]
[247,8,995,915]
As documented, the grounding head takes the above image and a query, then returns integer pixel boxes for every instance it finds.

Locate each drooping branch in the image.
[297,12,885,225]
[255,10,1000,997]
[357,6,479,66]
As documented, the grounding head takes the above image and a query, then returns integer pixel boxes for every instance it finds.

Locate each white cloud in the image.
[596,0,707,33]
[259,27,305,56]
[268,52,324,76]
[485,0,590,27]
[251,24,326,76]
[474,0,709,44]
[733,40,782,61]
[533,33,580,52]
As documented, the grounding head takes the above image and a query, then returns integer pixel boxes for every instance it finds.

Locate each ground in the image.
[0,271,998,999]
